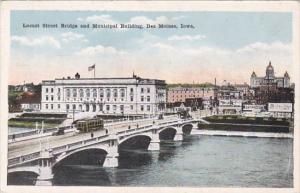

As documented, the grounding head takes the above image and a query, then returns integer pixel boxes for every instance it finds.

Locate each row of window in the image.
[65,88,126,98]
[45,94,152,102]
[44,103,152,112]
[45,87,152,96]
[169,90,213,93]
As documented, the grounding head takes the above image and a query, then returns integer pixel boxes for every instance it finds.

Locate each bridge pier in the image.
[35,150,53,186]
[173,127,183,144]
[103,134,119,168]
[148,127,160,151]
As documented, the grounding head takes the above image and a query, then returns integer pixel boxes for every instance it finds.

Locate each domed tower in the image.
[250,71,257,88]
[284,71,290,88]
[265,61,275,79]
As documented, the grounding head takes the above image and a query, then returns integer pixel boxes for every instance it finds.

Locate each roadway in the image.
[8,115,180,159]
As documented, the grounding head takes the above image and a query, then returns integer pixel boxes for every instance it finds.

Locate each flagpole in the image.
[94,65,95,78]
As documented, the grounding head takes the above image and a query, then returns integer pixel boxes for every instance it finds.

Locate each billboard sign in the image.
[268,103,293,112]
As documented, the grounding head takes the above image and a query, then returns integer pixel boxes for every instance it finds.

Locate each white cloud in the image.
[79,14,117,24]
[76,45,123,56]
[128,16,170,25]
[168,34,206,41]
[236,41,291,53]
[61,32,89,43]
[78,15,174,26]
[172,15,187,20]
[11,35,61,49]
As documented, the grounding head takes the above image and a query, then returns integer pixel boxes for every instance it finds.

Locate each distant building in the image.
[250,61,290,88]
[41,74,167,115]
[167,87,214,103]
[19,92,41,112]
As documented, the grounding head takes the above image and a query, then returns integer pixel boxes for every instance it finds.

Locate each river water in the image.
[51,135,293,187]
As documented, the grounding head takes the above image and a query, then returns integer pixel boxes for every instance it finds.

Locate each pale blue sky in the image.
[10,11,293,84]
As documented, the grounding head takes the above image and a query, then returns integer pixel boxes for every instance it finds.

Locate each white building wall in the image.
[41,78,166,115]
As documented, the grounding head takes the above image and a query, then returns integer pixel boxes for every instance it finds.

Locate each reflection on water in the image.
[9,135,293,187]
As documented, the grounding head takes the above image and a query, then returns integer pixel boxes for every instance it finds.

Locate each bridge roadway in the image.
[8,115,180,159]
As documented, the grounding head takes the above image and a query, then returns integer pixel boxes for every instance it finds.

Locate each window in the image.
[99,89,104,98]
[120,89,125,98]
[141,88,144,93]
[106,105,110,111]
[106,89,111,98]
[113,89,118,98]
[51,88,54,93]
[66,104,70,110]
[51,95,54,101]
[130,105,134,110]
[73,104,76,110]
[130,88,134,93]
[120,105,124,112]
[99,104,103,111]
[147,88,150,93]
[147,96,150,102]
[46,104,48,109]
[147,105,151,111]
[58,96,60,101]
[46,88,48,93]
[73,88,77,97]
[58,104,61,109]
[46,95,49,101]
[66,89,70,97]
[58,88,60,93]
[86,89,90,98]
[93,88,97,98]
[140,105,144,111]
[51,104,53,109]
[113,105,117,111]
[141,96,144,102]
[130,96,134,102]
[79,89,84,97]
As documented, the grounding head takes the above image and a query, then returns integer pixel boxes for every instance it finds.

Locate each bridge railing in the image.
[8,134,110,167]
[8,126,73,140]
[8,118,196,167]
[8,152,41,167]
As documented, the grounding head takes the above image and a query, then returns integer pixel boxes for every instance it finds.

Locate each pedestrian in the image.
[106,129,108,134]
[12,134,15,142]
[128,125,131,130]
[91,132,94,138]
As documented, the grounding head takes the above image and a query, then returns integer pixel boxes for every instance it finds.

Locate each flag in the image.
[88,64,95,71]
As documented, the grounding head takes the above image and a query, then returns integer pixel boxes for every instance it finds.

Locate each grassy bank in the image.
[8,120,60,129]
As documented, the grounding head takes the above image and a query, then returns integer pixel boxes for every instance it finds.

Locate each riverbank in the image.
[192,129,293,138]
[198,115,292,133]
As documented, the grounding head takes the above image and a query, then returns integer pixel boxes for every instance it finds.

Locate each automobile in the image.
[52,127,65,136]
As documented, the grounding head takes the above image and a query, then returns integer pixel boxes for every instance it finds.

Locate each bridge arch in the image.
[158,127,177,140]
[8,166,40,176]
[52,147,108,168]
[119,134,152,150]
[182,124,193,135]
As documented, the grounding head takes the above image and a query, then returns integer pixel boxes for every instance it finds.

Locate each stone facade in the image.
[41,74,166,115]
[250,61,290,88]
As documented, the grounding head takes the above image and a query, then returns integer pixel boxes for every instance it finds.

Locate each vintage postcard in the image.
[0,1,299,193]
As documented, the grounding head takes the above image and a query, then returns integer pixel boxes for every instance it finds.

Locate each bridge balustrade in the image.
[8,118,199,168]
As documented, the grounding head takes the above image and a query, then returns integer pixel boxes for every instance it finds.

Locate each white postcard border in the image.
[0,1,299,193]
